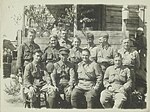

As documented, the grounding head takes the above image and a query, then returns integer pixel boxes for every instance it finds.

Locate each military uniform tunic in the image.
[23,62,52,108]
[16,42,40,71]
[42,46,61,73]
[118,48,140,69]
[51,60,76,88]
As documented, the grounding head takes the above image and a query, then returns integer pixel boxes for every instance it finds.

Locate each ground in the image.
[2,77,24,108]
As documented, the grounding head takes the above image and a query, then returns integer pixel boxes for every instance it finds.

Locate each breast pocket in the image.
[57,67,62,74]
[109,73,115,83]
[119,71,126,82]
[24,49,30,57]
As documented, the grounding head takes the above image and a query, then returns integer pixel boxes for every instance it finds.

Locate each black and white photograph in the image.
[0,0,149,111]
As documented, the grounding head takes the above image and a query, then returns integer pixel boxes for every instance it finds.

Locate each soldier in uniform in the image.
[118,38,140,90]
[71,49,103,108]
[16,29,40,79]
[97,32,117,74]
[69,37,82,64]
[84,32,98,62]
[50,47,76,108]
[100,53,132,109]
[42,35,61,74]
[23,49,54,108]
[59,29,72,49]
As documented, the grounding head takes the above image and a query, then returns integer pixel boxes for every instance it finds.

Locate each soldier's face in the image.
[60,53,68,62]
[87,38,93,44]
[114,57,122,67]
[122,39,130,49]
[33,52,42,62]
[99,37,107,44]
[137,30,143,36]
[27,32,35,42]
[82,51,90,62]
[99,37,103,44]
[61,31,67,39]
[73,38,80,48]
[50,37,57,47]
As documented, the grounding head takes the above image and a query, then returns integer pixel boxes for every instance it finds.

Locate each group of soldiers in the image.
[15,27,146,109]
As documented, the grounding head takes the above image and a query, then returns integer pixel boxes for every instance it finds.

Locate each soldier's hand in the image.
[65,86,72,95]
[108,86,115,92]
[28,86,36,98]
[18,76,22,84]
[53,86,59,92]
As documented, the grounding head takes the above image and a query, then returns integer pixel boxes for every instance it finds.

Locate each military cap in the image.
[100,32,109,39]
[59,47,70,55]
[33,49,43,54]
[86,32,94,40]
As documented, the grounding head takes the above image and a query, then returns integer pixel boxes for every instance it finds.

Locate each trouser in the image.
[126,66,135,90]
[71,88,97,108]
[24,86,56,108]
[47,84,72,108]
[100,89,127,108]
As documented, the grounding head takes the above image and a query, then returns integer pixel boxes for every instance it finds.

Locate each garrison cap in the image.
[59,47,70,55]
[33,49,43,54]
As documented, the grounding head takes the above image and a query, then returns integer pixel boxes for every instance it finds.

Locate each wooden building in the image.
[18,4,146,51]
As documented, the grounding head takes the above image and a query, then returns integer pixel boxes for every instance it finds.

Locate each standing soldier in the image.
[16,29,40,81]
[69,37,82,64]
[42,35,61,74]
[118,38,140,90]
[59,29,72,49]
[100,53,132,109]
[71,49,103,108]
[97,32,117,74]
[50,47,76,108]
[23,49,53,108]
[85,32,98,62]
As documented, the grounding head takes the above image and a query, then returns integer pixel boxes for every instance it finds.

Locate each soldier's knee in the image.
[115,93,127,102]
[71,89,78,100]
[86,90,97,102]
[100,90,108,104]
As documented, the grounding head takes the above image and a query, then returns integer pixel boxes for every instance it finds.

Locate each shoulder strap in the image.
[82,64,94,80]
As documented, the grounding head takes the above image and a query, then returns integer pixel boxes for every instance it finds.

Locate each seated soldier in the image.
[50,47,76,108]
[23,49,54,108]
[100,53,132,109]
[71,49,103,108]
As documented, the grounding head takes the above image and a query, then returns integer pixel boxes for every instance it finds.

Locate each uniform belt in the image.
[24,59,32,61]
[124,65,135,69]
[79,78,94,81]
